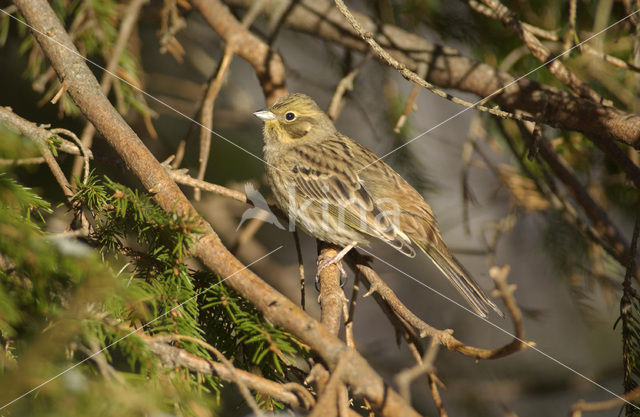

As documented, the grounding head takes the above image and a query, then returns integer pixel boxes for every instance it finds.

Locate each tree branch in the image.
[224,0,640,149]
[13,1,421,415]
[190,0,286,105]
[144,335,314,410]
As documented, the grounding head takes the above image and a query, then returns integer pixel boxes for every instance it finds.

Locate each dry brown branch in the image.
[343,271,359,348]
[570,385,640,417]
[393,63,426,134]
[564,0,577,54]
[70,0,148,182]
[50,82,66,104]
[293,230,306,310]
[50,128,89,184]
[194,1,264,201]
[0,107,73,201]
[167,169,288,221]
[467,0,559,41]
[0,108,96,169]
[349,253,533,359]
[169,170,249,203]
[15,1,421,415]
[308,357,354,417]
[333,0,535,122]
[477,0,602,102]
[0,157,46,166]
[395,338,439,404]
[144,335,314,409]
[223,0,640,149]
[191,0,286,105]
[327,55,369,121]
[153,334,264,416]
[428,372,448,417]
[317,242,345,337]
[158,0,187,61]
[468,0,640,74]
[194,46,234,201]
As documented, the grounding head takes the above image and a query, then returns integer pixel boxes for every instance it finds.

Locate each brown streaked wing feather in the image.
[290,138,415,257]
[351,141,503,317]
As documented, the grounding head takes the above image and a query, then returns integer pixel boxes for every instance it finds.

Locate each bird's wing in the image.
[291,139,415,257]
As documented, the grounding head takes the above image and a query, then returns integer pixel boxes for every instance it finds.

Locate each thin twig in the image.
[570,385,640,417]
[50,128,89,185]
[144,335,314,409]
[333,0,536,122]
[394,63,427,133]
[327,54,369,121]
[293,230,306,310]
[469,0,640,74]
[348,253,533,359]
[153,334,264,417]
[343,270,359,348]
[476,0,602,102]
[232,215,267,253]
[70,0,149,182]
[563,0,577,54]
[395,338,439,403]
[192,0,286,105]
[194,45,234,201]
[0,107,73,200]
[194,0,266,201]
[0,157,46,166]
[50,82,66,104]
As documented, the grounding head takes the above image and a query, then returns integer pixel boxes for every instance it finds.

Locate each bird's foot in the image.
[314,242,357,289]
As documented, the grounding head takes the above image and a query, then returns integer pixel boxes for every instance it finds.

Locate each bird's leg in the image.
[316,242,357,285]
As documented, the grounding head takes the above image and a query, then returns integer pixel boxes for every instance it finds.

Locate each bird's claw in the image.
[315,256,347,289]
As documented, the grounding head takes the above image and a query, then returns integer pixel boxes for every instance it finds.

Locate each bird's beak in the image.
[253,110,276,121]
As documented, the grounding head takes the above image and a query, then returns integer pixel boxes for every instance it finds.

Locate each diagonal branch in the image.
[333,0,535,123]
[347,253,532,360]
[144,335,314,410]
[223,0,640,149]
[70,0,149,182]
[12,1,420,416]
[476,0,602,102]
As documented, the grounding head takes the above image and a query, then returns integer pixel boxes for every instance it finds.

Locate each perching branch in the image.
[13,1,421,416]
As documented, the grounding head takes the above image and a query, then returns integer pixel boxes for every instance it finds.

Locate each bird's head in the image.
[254,93,336,145]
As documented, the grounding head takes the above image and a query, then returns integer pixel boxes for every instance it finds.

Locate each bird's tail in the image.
[413,240,503,318]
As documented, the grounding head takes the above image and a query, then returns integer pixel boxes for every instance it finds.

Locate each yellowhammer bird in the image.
[254,93,502,317]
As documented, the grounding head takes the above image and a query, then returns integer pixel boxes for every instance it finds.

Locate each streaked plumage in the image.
[254,93,502,317]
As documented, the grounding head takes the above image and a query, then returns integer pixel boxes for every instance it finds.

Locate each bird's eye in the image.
[285,112,296,121]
